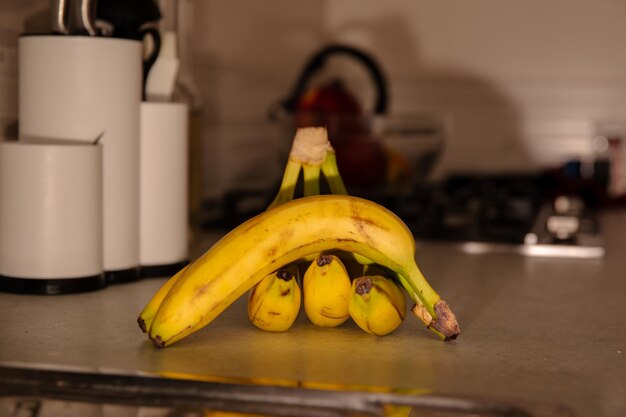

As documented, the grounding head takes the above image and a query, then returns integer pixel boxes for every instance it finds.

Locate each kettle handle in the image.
[277,44,388,116]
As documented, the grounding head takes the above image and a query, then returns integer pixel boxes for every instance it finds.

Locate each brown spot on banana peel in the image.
[195,283,210,297]
[279,226,296,241]
[350,200,373,243]
[266,245,278,258]
[352,214,389,232]
[351,216,373,246]
[316,254,333,266]
[192,264,233,301]
[355,277,373,295]
[349,199,391,243]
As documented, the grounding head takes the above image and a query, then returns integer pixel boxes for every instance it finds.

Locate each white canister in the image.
[139,102,189,277]
[0,141,105,294]
[18,35,142,283]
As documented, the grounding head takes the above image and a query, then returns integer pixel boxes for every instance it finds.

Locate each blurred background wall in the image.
[2,0,626,203]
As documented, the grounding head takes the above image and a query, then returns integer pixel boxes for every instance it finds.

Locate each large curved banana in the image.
[247,267,301,332]
[348,275,407,336]
[303,254,351,327]
[139,127,337,337]
[148,194,460,347]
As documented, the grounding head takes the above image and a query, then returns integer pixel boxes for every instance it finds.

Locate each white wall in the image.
[0,1,44,141]
[0,0,48,141]
[191,0,626,199]
[5,1,626,198]
[323,0,626,175]
[189,1,325,198]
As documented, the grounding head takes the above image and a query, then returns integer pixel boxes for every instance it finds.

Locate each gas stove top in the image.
[388,174,605,259]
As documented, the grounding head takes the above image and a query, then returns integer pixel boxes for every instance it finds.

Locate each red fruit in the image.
[295,79,386,188]
[295,80,362,136]
[296,79,361,116]
[334,138,388,189]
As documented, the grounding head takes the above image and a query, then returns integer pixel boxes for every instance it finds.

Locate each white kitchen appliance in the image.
[0,141,105,294]
[139,101,189,277]
[18,35,142,283]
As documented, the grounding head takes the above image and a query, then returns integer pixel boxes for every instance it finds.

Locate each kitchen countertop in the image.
[0,210,625,417]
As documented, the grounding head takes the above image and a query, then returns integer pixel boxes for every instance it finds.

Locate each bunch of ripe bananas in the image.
[248,253,408,336]
[138,127,460,347]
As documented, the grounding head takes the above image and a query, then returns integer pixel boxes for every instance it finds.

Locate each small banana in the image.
[303,254,352,327]
[349,275,407,336]
[247,267,301,332]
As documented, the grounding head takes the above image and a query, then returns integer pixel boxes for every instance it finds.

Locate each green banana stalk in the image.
[320,150,348,195]
[269,126,346,208]
[268,158,302,209]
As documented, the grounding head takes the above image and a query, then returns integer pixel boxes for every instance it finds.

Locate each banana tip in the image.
[137,317,147,333]
[150,335,166,348]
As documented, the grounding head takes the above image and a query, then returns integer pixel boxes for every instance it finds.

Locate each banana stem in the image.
[395,273,420,305]
[268,158,302,209]
[400,262,440,315]
[400,262,460,341]
[321,151,348,195]
[302,164,321,197]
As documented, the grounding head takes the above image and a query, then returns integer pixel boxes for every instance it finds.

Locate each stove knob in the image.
[546,214,580,241]
[554,195,584,215]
